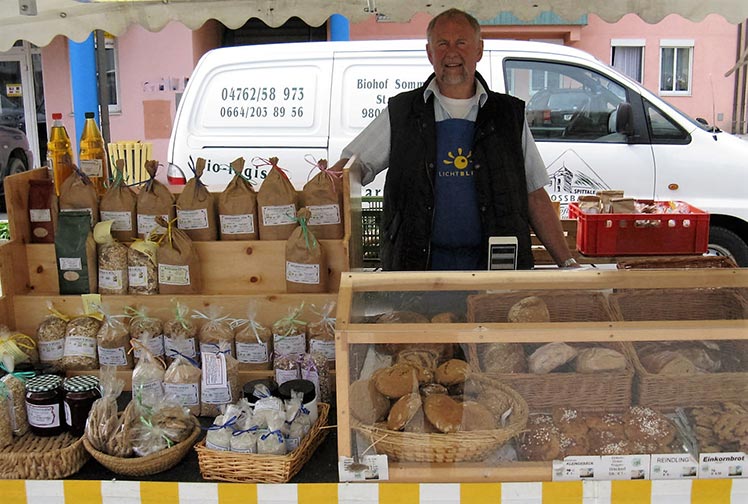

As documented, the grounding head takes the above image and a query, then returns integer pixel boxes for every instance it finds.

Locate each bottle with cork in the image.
[78,111,109,195]
[46,113,74,195]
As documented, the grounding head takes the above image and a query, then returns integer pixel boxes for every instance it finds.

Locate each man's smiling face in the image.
[426,14,484,99]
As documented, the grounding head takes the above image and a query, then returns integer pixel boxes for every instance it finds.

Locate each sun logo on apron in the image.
[444,148,472,170]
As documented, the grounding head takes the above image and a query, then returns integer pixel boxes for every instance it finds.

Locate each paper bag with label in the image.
[257,157,299,240]
[176,157,217,241]
[100,159,137,243]
[136,160,175,239]
[301,158,344,239]
[218,157,258,240]
[286,208,327,293]
[59,166,99,228]
[29,179,58,243]
[156,216,202,294]
[94,221,129,295]
[55,210,97,294]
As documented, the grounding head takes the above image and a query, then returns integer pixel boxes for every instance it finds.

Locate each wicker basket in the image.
[82,417,201,477]
[0,432,88,479]
[611,288,748,410]
[195,402,329,483]
[465,290,632,412]
[353,375,528,463]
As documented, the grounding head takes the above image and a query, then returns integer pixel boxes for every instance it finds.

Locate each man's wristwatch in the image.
[561,257,579,268]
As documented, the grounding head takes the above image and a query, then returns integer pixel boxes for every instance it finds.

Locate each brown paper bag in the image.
[59,166,99,228]
[29,179,58,243]
[257,157,298,240]
[218,157,258,240]
[100,159,137,243]
[285,208,327,293]
[301,158,344,239]
[176,158,217,241]
[156,216,202,294]
[136,160,176,239]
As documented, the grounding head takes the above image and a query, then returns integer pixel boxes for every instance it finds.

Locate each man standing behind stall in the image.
[338,8,578,271]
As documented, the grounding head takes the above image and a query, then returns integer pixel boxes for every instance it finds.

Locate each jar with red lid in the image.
[63,375,100,437]
[25,374,65,436]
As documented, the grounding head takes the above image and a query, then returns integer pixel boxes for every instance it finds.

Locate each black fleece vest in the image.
[382,73,534,271]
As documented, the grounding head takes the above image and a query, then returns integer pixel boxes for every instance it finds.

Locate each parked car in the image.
[0,125,32,211]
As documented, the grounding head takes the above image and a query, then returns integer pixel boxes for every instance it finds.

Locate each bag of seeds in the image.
[62,315,102,371]
[56,210,98,295]
[301,351,332,404]
[163,300,198,365]
[176,157,217,241]
[128,232,159,295]
[96,306,132,370]
[29,178,58,243]
[256,157,298,240]
[95,221,129,295]
[99,159,137,243]
[301,157,344,239]
[85,365,132,456]
[163,354,201,416]
[200,340,240,417]
[272,304,307,359]
[131,339,166,401]
[234,301,272,371]
[0,373,28,437]
[136,160,175,239]
[218,157,259,240]
[36,301,70,370]
[285,208,327,293]
[0,381,13,447]
[193,306,234,357]
[157,216,202,295]
[307,301,336,368]
[205,410,239,451]
[257,412,287,455]
[126,305,164,364]
[59,166,99,228]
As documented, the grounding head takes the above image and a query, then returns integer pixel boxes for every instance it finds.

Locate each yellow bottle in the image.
[46,112,74,195]
[78,111,109,195]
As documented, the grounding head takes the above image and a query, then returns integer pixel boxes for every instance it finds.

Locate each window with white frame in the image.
[659,39,693,95]
[611,39,644,83]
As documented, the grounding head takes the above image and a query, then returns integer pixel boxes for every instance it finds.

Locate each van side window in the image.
[643,99,690,144]
[504,59,628,143]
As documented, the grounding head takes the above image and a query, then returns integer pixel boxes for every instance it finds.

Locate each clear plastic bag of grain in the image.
[193,306,235,357]
[200,340,240,418]
[257,411,287,455]
[85,365,131,456]
[233,301,272,371]
[126,305,164,365]
[272,303,307,359]
[307,301,336,369]
[62,315,102,371]
[163,354,201,416]
[0,373,28,437]
[274,353,300,387]
[36,301,70,371]
[128,233,159,295]
[163,300,198,366]
[301,351,332,404]
[131,396,195,457]
[131,339,166,403]
[96,307,133,370]
[94,221,129,295]
[205,407,240,451]
[0,381,13,448]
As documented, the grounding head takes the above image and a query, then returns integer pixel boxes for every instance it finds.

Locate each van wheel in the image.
[707,226,748,267]
[0,154,29,212]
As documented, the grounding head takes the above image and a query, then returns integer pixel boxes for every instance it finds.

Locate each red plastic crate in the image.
[568,200,710,256]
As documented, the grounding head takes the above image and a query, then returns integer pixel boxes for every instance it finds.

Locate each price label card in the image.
[598,454,650,480]
[552,456,599,481]
[651,454,698,479]
[338,455,389,482]
[699,452,747,478]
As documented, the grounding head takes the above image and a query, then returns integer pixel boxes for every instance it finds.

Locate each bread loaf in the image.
[435,359,471,386]
[507,296,550,323]
[460,401,496,431]
[349,379,390,425]
[423,394,463,433]
[574,347,627,373]
[528,342,578,374]
[479,343,527,373]
[640,350,698,374]
[387,393,422,430]
[373,363,420,398]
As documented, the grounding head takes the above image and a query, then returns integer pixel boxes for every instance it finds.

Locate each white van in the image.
[168,39,748,265]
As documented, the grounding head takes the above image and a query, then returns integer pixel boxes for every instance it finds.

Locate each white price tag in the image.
[699,452,747,478]
[651,454,698,479]
[338,455,389,481]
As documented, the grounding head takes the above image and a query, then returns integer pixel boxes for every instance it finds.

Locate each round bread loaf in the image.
[480,343,527,373]
[624,406,676,445]
[585,413,626,437]
[559,432,590,457]
[387,393,422,430]
[574,347,627,373]
[431,312,461,323]
[349,379,391,425]
[423,394,463,433]
[518,416,561,461]
[460,401,496,431]
[435,359,471,386]
[507,296,550,323]
[528,342,578,374]
[552,407,588,439]
[373,363,420,398]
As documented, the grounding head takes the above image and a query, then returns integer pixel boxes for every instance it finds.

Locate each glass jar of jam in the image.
[63,375,100,437]
[25,374,65,436]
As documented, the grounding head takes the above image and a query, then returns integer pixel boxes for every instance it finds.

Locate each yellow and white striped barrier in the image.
[2,480,748,504]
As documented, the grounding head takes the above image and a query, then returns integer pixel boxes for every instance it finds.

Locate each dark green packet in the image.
[55,210,97,294]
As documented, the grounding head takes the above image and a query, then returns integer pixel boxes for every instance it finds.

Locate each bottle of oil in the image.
[46,113,74,195]
[78,111,108,195]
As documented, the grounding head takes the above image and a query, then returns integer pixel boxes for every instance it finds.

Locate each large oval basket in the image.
[83,417,201,477]
[353,374,528,463]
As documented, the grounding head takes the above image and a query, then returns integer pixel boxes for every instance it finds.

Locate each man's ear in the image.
[476,39,484,61]
[426,42,434,65]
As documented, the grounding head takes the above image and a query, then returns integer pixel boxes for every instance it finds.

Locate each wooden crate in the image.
[334,269,748,482]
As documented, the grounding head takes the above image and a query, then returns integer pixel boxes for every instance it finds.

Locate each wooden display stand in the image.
[0,166,357,386]
[334,268,748,482]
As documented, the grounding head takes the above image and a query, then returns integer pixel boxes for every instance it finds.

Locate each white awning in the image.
[2,0,747,52]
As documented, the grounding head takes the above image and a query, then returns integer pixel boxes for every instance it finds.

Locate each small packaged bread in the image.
[528,342,578,374]
[163,354,201,416]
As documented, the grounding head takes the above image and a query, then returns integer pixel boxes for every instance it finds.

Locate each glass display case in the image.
[334,269,748,482]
